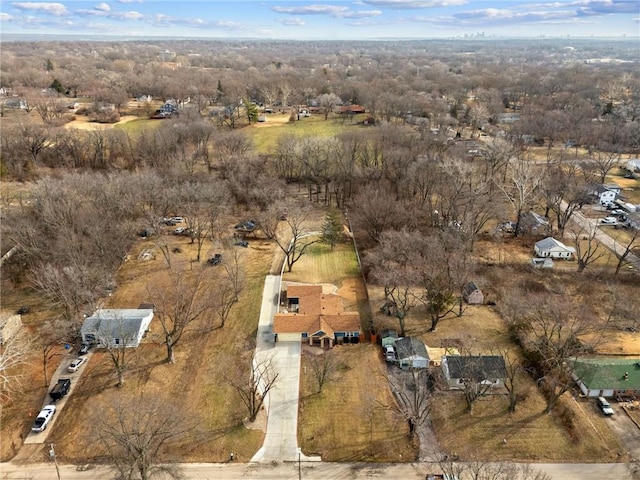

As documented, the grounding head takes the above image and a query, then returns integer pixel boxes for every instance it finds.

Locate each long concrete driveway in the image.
[250,275,320,463]
[563,201,640,270]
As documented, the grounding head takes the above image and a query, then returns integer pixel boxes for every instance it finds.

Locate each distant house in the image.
[441,355,507,390]
[462,282,484,305]
[395,337,429,369]
[520,211,551,235]
[625,159,640,173]
[80,309,154,348]
[569,358,640,399]
[273,284,361,348]
[534,237,576,259]
[0,312,22,345]
[336,104,365,114]
[592,184,621,206]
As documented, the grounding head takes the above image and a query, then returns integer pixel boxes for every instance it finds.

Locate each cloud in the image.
[0,12,13,21]
[278,16,306,26]
[271,4,381,18]
[11,2,67,16]
[117,0,143,3]
[577,0,640,16]
[94,2,110,12]
[359,0,467,8]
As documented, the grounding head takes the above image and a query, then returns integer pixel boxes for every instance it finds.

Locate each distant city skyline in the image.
[0,0,638,40]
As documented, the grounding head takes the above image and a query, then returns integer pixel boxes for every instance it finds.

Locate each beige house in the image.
[273,284,361,348]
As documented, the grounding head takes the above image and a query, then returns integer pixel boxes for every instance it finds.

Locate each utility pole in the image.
[298,451,301,480]
[49,443,61,480]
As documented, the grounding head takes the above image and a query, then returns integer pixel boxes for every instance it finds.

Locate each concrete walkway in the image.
[250,275,320,463]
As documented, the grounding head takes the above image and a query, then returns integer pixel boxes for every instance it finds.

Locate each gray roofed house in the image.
[534,237,576,259]
[520,211,550,235]
[441,355,507,390]
[462,282,484,305]
[80,309,153,348]
[395,337,429,369]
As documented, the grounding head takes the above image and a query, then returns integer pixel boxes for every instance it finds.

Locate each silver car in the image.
[67,357,86,372]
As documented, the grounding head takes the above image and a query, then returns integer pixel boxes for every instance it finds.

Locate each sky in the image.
[0,0,638,40]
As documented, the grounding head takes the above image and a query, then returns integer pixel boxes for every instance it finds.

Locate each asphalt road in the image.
[0,461,632,479]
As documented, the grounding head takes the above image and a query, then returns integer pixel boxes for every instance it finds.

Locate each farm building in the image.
[441,355,507,390]
[462,282,484,305]
[80,308,154,348]
[0,312,22,345]
[569,358,640,399]
[534,237,576,259]
[395,337,429,369]
[273,284,361,348]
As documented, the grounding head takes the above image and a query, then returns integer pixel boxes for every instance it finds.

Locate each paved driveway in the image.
[250,275,320,463]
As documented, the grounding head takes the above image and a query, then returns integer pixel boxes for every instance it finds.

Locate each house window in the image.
[302,333,308,339]
[458,379,464,384]
[115,338,120,345]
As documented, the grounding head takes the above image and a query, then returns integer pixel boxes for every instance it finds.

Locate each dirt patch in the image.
[253,113,292,128]
[64,115,140,131]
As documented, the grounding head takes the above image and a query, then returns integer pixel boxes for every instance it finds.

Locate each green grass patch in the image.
[283,240,361,286]
[114,117,163,135]
[245,115,366,154]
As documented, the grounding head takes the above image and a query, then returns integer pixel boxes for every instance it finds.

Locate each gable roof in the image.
[81,309,153,341]
[535,237,576,253]
[395,337,428,360]
[570,358,640,390]
[444,355,507,381]
[274,284,361,338]
[463,281,481,296]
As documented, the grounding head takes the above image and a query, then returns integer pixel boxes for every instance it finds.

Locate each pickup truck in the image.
[50,378,71,401]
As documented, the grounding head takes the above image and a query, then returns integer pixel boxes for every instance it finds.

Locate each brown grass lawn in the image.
[299,344,416,462]
[1,229,275,463]
[287,238,417,461]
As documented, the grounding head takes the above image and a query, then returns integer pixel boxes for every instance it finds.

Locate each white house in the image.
[395,337,429,369]
[534,237,576,259]
[593,184,621,206]
[625,159,640,173]
[80,309,153,348]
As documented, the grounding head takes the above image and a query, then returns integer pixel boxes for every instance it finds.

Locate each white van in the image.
[598,397,614,416]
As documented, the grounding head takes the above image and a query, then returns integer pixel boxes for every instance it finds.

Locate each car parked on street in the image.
[67,357,86,373]
[31,405,56,433]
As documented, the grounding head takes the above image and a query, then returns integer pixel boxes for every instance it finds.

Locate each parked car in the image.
[31,405,56,433]
[384,345,397,363]
[598,396,614,416]
[78,343,90,355]
[50,378,71,401]
[600,216,617,224]
[235,240,249,248]
[174,227,186,234]
[67,357,86,373]
[611,209,626,217]
[207,253,222,266]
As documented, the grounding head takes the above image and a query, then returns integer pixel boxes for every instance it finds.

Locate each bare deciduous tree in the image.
[570,223,605,273]
[307,350,339,394]
[226,355,279,423]
[273,206,319,273]
[96,396,189,480]
[148,268,217,364]
[0,330,31,403]
[384,368,432,440]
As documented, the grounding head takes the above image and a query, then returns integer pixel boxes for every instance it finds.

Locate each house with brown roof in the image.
[273,284,362,348]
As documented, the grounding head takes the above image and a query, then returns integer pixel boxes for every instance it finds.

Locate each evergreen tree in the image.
[321,207,343,250]
[50,78,64,94]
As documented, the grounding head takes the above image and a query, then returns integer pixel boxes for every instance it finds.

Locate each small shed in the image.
[534,237,576,259]
[462,282,484,305]
[395,337,429,369]
[0,312,22,344]
[381,329,399,348]
[531,257,554,269]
